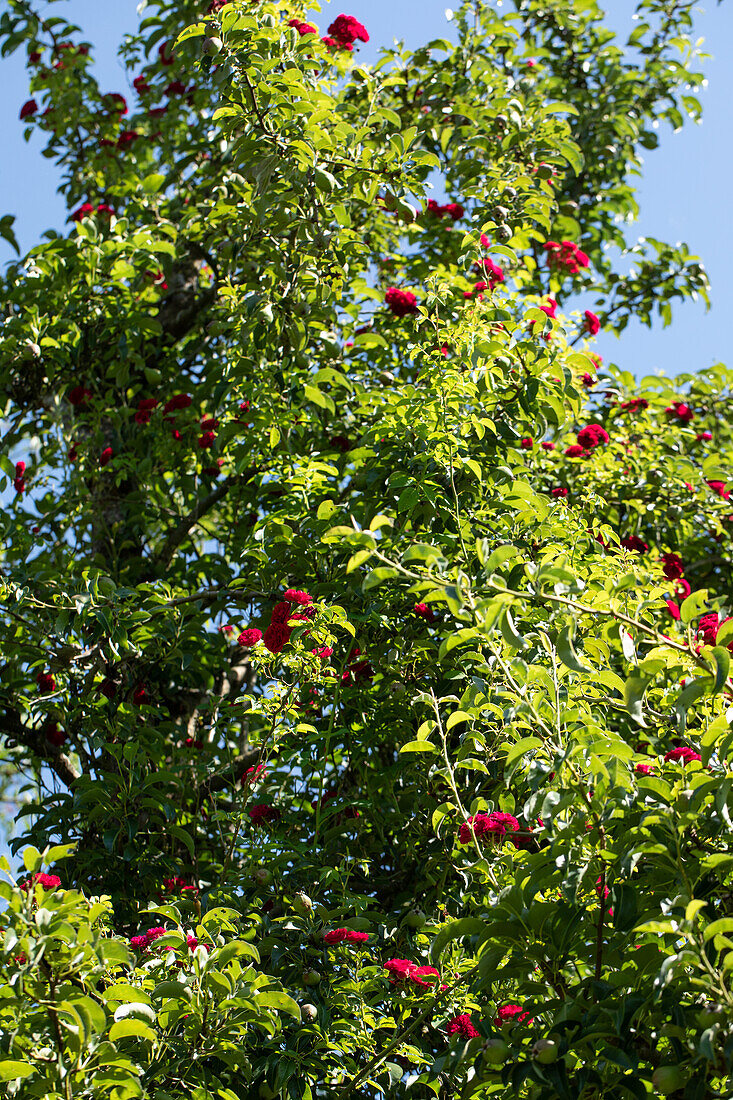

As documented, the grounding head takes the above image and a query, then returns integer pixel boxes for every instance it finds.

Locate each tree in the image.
[0,0,731,1096]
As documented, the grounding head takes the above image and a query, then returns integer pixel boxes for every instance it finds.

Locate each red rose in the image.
[248,803,280,826]
[198,431,216,449]
[707,480,729,500]
[665,400,694,424]
[620,398,649,413]
[19,99,38,120]
[661,552,684,581]
[583,310,600,335]
[576,424,609,449]
[385,287,418,317]
[132,683,148,706]
[263,622,292,654]
[520,437,533,449]
[664,746,702,765]
[163,393,192,414]
[99,446,113,467]
[458,811,519,846]
[413,602,435,622]
[45,722,67,747]
[237,628,263,647]
[327,14,369,49]
[543,239,589,275]
[68,385,92,407]
[620,535,648,554]
[539,297,557,319]
[495,1003,533,1026]
[288,18,317,35]
[323,928,369,945]
[283,588,313,605]
[446,1014,480,1039]
[21,872,61,891]
[564,444,585,458]
[133,75,151,95]
[36,671,56,693]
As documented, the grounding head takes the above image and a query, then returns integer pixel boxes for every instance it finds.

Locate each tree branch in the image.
[0,707,81,786]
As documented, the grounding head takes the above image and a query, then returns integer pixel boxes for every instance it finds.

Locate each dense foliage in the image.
[1,1,732,1097]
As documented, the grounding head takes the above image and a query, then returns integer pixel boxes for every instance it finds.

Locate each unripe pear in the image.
[536,164,554,180]
[293,891,313,917]
[301,1003,318,1022]
[496,224,512,242]
[404,908,426,930]
[492,205,509,222]
[23,341,41,360]
[532,1038,558,1064]
[652,1066,684,1094]
[482,1038,510,1065]
[503,186,517,201]
[201,36,223,55]
[114,1002,156,1024]
[252,866,272,887]
[302,968,321,987]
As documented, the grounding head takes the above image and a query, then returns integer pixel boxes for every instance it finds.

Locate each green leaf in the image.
[256,990,301,1019]
[141,173,166,195]
[623,675,650,726]
[109,1020,157,1042]
[680,589,709,624]
[400,740,438,754]
[557,623,591,673]
[430,917,487,963]
[0,1062,35,1081]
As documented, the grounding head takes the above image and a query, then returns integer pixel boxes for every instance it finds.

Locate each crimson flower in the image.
[620,535,648,554]
[664,746,702,765]
[263,622,292,654]
[324,928,369,945]
[249,804,280,826]
[495,1003,533,1026]
[583,310,601,335]
[413,602,435,622]
[543,239,589,274]
[665,400,694,424]
[446,1013,480,1039]
[520,437,534,450]
[620,398,649,413]
[238,628,263,648]
[19,99,38,120]
[326,14,369,49]
[458,811,520,846]
[576,424,609,450]
[21,872,61,891]
[385,288,418,317]
[36,671,56,693]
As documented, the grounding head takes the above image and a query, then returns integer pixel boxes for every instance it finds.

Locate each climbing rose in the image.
[520,437,533,449]
[327,14,369,49]
[198,430,216,449]
[45,722,67,747]
[474,257,504,289]
[284,588,313,605]
[583,310,600,335]
[324,929,370,945]
[539,297,557,319]
[288,18,317,35]
[621,398,649,413]
[543,239,589,274]
[635,763,654,775]
[243,764,266,784]
[413,602,435,622]
[495,1003,533,1026]
[36,671,56,693]
[697,430,713,442]
[665,400,694,424]
[19,99,38,120]
[664,746,702,765]
[162,876,198,896]
[541,441,555,451]
[22,872,61,891]
[249,804,280,826]
[707,480,730,500]
[564,444,584,458]
[134,397,158,425]
[163,393,191,414]
[550,487,568,497]
[674,579,691,600]
[446,1014,480,1039]
[620,535,649,554]
[99,445,113,467]
[238,628,263,647]
[271,602,292,624]
[426,199,464,221]
[384,958,416,982]
[698,612,723,646]
[68,385,91,407]
[263,622,291,653]
[577,424,609,449]
[312,646,333,660]
[385,288,418,317]
[661,552,684,580]
[458,811,519,846]
[581,372,596,388]
[132,684,147,705]
[133,75,150,95]
[665,600,681,621]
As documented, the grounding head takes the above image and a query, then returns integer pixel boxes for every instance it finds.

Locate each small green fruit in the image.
[252,866,272,887]
[293,891,313,918]
[652,1066,684,1094]
[503,186,517,201]
[201,36,223,55]
[302,969,321,987]
[496,224,512,242]
[379,371,396,386]
[404,907,426,930]
[492,205,509,222]
[536,164,554,180]
[301,1003,318,1023]
[532,1039,558,1064]
[482,1038,510,1065]
[114,1002,156,1024]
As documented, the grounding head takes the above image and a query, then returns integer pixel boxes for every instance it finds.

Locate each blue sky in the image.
[1,0,731,380]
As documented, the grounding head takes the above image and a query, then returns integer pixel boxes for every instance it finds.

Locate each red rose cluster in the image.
[249,803,280,827]
[446,1013,480,1039]
[664,746,702,765]
[458,811,520,846]
[495,1003,533,1026]
[543,239,589,274]
[13,460,26,494]
[129,926,167,951]
[620,397,649,414]
[426,199,464,221]
[323,928,370,945]
[21,872,61,891]
[665,399,694,424]
[385,288,418,317]
[473,257,505,291]
[72,202,114,222]
[384,958,441,986]
[323,14,369,51]
[288,18,317,36]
